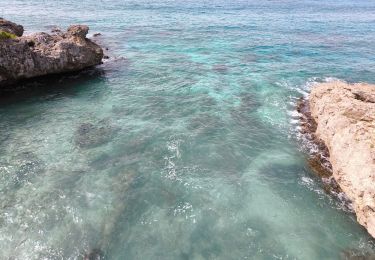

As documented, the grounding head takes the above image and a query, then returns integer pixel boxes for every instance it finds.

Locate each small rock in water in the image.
[93,33,102,37]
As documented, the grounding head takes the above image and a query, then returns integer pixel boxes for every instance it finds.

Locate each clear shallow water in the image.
[1,0,375,259]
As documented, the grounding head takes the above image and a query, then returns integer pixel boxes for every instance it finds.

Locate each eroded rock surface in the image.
[306,81,375,237]
[0,19,103,88]
[0,18,24,36]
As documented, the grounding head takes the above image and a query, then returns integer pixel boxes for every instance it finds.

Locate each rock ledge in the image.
[0,18,103,88]
[303,80,375,237]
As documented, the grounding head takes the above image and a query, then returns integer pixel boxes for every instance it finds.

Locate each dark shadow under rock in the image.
[0,67,105,104]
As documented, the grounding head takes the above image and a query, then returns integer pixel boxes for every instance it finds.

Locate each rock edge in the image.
[0,18,103,88]
[301,80,375,238]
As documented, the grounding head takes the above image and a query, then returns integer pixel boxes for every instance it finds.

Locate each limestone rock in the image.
[0,18,24,36]
[0,20,103,88]
[307,80,375,237]
[67,25,89,38]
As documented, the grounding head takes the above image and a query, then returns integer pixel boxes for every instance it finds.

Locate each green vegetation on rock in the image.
[0,30,17,40]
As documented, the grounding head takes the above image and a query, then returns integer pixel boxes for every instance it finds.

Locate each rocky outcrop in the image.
[0,18,24,36]
[303,80,375,237]
[0,19,103,88]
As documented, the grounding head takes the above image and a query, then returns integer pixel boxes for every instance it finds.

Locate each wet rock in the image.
[0,19,103,88]
[306,155,332,179]
[0,18,24,36]
[67,24,89,38]
[93,33,102,37]
[51,27,62,34]
[75,119,119,148]
[297,96,333,177]
[301,81,375,238]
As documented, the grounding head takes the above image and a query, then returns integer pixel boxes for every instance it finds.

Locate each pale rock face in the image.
[309,81,375,237]
[0,20,103,88]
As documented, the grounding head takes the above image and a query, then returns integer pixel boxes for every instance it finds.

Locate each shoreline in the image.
[298,80,375,238]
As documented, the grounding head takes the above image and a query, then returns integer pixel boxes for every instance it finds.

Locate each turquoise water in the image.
[1,0,375,259]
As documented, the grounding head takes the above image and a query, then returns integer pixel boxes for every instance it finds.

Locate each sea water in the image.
[1,0,375,259]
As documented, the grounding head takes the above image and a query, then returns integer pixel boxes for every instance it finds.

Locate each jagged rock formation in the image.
[0,18,103,88]
[304,80,375,238]
[0,18,24,36]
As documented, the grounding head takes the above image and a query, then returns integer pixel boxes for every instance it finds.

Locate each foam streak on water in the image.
[1,0,375,259]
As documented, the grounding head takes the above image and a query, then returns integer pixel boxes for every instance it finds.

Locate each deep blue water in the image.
[1,0,375,259]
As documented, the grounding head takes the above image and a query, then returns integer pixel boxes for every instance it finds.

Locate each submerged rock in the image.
[75,119,119,148]
[0,19,103,88]
[302,81,375,238]
[83,248,104,260]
